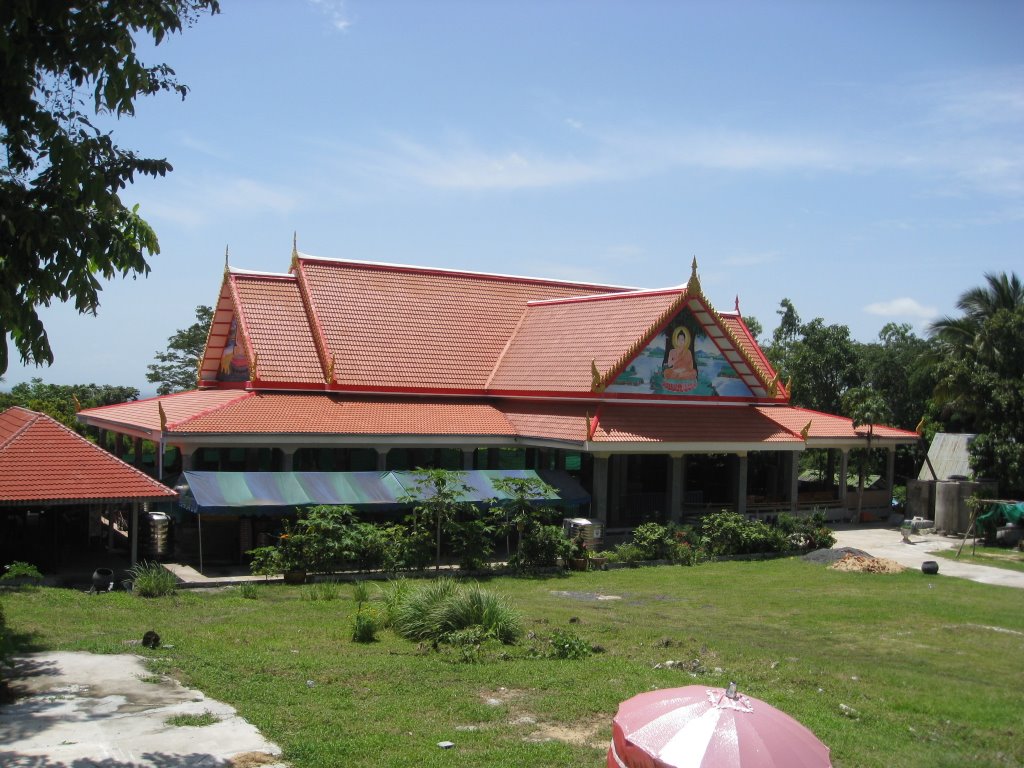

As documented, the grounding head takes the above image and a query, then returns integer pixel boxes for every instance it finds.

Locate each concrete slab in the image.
[0,652,285,768]
[831,525,1024,589]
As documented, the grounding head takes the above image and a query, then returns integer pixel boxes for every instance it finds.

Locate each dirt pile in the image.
[830,553,905,574]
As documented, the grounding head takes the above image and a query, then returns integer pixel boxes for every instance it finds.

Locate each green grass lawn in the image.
[4,559,1024,768]
[933,545,1024,573]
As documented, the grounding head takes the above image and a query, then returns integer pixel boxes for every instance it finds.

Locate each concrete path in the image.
[831,525,1024,589]
[0,651,285,768]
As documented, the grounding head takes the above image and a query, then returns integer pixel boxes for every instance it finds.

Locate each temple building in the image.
[78,247,918,559]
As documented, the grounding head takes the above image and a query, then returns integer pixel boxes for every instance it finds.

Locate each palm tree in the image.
[929,271,1024,351]
[843,387,889,523]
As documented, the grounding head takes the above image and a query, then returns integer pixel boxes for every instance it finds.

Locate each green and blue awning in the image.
[175,469,588,515]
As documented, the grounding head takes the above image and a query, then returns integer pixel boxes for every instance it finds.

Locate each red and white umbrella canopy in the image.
[608,685,831,768]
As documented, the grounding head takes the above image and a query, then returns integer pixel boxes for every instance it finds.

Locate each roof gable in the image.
[0,407,176,505]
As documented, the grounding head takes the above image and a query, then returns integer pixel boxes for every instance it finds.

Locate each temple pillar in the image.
[376,448,388,471]
[180,448,194,471]
[280,448,296,472]
[668,453,685,523]
[838,450,849,505]
[592,453,610,525]
[737,452,749,516]
[886,446,896,505]
[789,452,800,513]
[462,448,476,470]
[130,502,139,567]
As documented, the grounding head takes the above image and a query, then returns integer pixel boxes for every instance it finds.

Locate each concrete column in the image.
[98,429,108,454]
[737,452,749,516]
[669,453,684,523]
[789,452,800,513]
[280,448,296,472]
[488,448,501,470]
[838,450,849,504]
[462,448,476,470]
[886,446,896,503]
[592,454,610,525]
[376,448,388,471]
[180,449,194,471]
[130,502,139,566]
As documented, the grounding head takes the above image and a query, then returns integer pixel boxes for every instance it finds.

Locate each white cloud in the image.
[140,175,300,230]
[309,0,352,31]
[863,297,939,320]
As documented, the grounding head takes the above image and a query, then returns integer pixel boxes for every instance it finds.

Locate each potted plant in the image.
[570,532,590,571]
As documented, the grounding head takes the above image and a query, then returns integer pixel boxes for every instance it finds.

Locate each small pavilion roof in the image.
[0,407,176,506]
[754,405,920,445]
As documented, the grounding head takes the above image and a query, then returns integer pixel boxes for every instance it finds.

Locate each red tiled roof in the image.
[719,313,784,399]
[0,407,176,505]
[167,393,519,436]
[295,256,626,391]
[592,405,803,444]
[755,405,919,442]
[78,390,252,436]
[487,289,682,392]
[230,273,324,384]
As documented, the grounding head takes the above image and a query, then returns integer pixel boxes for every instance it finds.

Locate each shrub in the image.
[631,522,673,560]
[352,580,370,605]
[129,561,178,597]
[351,606,379,643]
[613,542,645,566]
[238,583,260,600]
[1,561,43,583]
[776,511,836,551]
[449,517,494,571]
[698,511,787,556]
[546,629,592,659]
[510,524,571,571]
[388,577,522,645]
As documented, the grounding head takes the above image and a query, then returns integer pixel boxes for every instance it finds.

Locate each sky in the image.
[4,0,1024,397]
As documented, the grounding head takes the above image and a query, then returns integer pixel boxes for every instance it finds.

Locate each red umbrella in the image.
[608,684,831,768]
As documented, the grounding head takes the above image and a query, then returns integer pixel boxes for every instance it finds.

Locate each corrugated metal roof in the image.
[919,433,976,481]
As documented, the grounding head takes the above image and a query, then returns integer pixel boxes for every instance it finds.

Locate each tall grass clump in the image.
[388,577,521,644]
[129,561,178,597]
[301,581,340,601]
[352,580,370,605]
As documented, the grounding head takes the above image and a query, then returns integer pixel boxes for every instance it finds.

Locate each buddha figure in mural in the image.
[662,326,699,392]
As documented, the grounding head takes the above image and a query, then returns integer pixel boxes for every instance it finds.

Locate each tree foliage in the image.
[0,377,138,433]
[146,305,212,395]
[0,1,220,375]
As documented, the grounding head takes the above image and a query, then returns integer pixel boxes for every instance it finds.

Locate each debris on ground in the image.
[830,553,905,573]
[802,546,872,565]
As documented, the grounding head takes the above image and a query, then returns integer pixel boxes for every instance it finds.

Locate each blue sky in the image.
[5,0,1023,396]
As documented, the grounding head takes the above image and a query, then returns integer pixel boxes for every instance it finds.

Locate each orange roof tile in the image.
[78,390,252,436]
[167,393,518,436]
[230,272,324,384]
[294,256,627,391]
[488,289,682,392]
[0,408,176,505]
[756,405,919,442]
[592,405,803,444]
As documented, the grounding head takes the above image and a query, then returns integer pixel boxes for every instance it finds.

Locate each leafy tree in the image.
[855,323,937,431]
[843,387,890,522]
[0,1,221,375]
[0,378,138,433]
[399,469,473,571]
[786,318,859,415]
[146,305,213,395]
[741,315,763,343]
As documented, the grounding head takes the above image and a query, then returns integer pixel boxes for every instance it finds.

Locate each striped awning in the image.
[175,469,588,515]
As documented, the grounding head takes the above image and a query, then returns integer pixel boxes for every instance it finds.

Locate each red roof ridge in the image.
[164,390,254,431]
[292,260,335,386]
[293,252,634,292]
[227,274,259,383]
[0,406,39,451]
[526,286,683,307]
[484,305,531,390]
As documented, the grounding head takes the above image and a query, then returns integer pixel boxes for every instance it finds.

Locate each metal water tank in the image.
[142,511,171,558]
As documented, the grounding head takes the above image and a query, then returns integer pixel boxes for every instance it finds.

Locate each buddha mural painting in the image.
[662,326,699,392]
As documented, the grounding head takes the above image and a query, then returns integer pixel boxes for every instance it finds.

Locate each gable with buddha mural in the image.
[605,307,754,398]
[217,316,250,382]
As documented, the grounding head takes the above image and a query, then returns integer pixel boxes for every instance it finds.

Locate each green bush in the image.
[612,542,645,566]
[1,561,43,583]
[238,583,260,600]
[129,561,178,597]
[698,511,787,556]
[351,606,379,643]
[776,511,836,551]
[631,522,673,560]
[510,524,571,571]
[388,577,522,645]
[545,628,592,659]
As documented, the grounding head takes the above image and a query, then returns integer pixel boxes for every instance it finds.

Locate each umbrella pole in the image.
[198,512,204,575]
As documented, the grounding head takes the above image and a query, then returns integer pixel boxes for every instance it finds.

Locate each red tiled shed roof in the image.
[0,407,176,505]
[755,405,919,442]
[487,289,682,392]
[79,389,251,437]
[167,393,518,436]
[294,256,627,391]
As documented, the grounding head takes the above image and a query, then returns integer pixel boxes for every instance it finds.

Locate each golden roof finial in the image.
[591,359,601,392]
[326,354,336,384]
[224,245,230,274]
[785,376,793,398]
[249,351,258,383]
[735,295,740,313]
[72,393,81,412]
[290,232,299,272]
[800,420,812,441]
[767,373,779,398]
[158,401,168,433]
[686,256,701,295]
